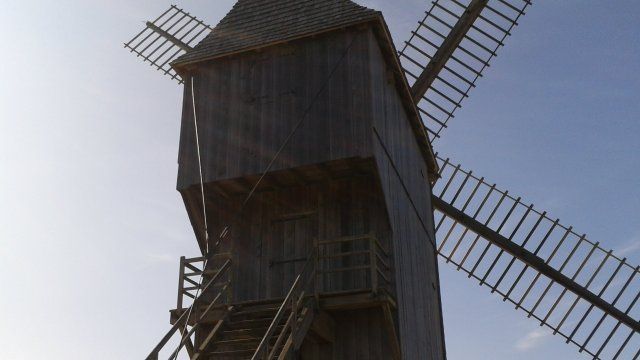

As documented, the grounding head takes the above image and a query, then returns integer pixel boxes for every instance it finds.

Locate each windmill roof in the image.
[172,0,381,66]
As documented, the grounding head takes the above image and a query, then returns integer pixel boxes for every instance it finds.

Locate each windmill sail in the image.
[432,156,640,359]
[400,0,531,140]
[124,5,213,83]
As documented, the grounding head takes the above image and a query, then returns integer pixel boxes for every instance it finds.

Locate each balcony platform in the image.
[170,288,396,326]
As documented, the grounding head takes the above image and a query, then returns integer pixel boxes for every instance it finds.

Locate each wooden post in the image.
[177,256,186,309]
[226,255,233,304]
[369,235,378,295]
[291,295,298,339]
[382,303,402,360]
[314,239,320,301]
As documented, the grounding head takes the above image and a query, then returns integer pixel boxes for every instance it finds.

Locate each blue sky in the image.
[0,1,638,359]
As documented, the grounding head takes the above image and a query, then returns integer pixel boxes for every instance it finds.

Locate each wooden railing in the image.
[148,234,390,360]
[146,255,232,360]
[252,249,318,360]
[251,233,391,360]
[177,253,232,310]
[316,233,392,295]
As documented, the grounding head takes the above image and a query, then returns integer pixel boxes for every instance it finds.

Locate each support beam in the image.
[382,303,402,360]
[146,21,192,52]
[146,310,190,360]
[309,310,335,343]
[292,304,316,349]
[410,0,488,101]
[431,195,640,333]
[179,327,196,358]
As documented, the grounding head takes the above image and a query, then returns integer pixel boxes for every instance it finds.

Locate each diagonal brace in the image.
[432,195,640,333]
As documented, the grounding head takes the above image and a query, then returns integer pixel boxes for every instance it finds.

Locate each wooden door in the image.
[263,211,317,299]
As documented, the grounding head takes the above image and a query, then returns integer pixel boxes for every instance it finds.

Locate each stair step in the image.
[230,298,285,307]
[216,330,287,343]
[231,307,282,320]
[194,299,307,359]
[216,336,261,344]
[221,324,284,339]
[226,318,281,329]
[208,344,287,357]
[214,340,259,351]
[206,348,255,357]
[234,302,282,312]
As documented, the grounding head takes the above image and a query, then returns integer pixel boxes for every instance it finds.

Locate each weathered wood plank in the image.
[175,23,445,360]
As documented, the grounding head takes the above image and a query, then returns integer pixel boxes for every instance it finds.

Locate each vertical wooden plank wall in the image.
[366,30,447,359]
[176,30,375,191]
[199,175,391,302]
[174,25,446,359]
[299,308,394,360]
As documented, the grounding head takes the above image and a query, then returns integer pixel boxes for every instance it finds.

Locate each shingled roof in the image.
[172,0,381,66]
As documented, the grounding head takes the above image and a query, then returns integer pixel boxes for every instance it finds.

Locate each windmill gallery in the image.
[125,1,640,359]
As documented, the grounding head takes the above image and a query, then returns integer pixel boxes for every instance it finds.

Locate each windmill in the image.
[124,1,639,359]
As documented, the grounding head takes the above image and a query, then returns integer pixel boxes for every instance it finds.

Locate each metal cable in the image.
[169,76,210,360]
[191,77,209,252]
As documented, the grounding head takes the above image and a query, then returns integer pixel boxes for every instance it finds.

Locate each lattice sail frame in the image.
[400,0,531,141]
[124,5,213,84]
[432,156,640,359]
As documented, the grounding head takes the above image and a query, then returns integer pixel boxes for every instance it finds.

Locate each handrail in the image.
[146,309,190,360]
[168,259,232,358]
[316,233,391,295]
[191,305,235,360]
[255,276,300,360]
[268,291,308,359]
[197,259,232,301]
[252,248,318,360]
[178,253,233,309]
[146,257,232,360]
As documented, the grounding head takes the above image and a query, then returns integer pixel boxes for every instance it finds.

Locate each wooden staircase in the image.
[249,250,319,360]
[191,298,315,359]
[192,249,319,360]
[150,247,384,359]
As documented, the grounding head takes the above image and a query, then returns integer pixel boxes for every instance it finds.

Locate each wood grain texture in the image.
[189,175,390,302]
[177,29,374,191]
[299,308,393,360]
[367,28,447,360]
[175,25,446,359]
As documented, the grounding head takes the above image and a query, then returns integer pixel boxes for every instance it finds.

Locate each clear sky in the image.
[0,1,638,359]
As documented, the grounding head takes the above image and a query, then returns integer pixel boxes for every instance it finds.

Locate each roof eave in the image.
[369,16,440,183]
[171,17,380,73]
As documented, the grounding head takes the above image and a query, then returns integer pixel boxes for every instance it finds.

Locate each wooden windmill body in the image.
[170,1,445,358]
[127,1,640,359]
